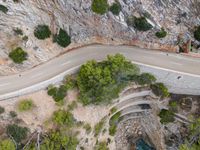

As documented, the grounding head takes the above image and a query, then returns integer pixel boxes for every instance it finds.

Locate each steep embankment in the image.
[0,0,199,75]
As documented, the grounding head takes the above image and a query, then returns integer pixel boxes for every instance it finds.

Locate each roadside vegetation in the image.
[158,109,175,124]
[109,112,121,136]
[150,82,169,98]
[9,47,28,64]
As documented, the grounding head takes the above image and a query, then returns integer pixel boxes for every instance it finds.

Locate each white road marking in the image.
[131,61,200,78]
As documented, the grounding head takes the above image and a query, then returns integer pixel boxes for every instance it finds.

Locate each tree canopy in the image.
[77,54,140,105]
[92,0,109,15]
[34,25,51,40]
[9,47,27,64]
[54,28,71,48]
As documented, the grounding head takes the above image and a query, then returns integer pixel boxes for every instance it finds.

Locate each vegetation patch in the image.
[109,2,121,15]
[150,82,169,98]
[47,85,67,102]
[95,141,109,150]
[34,25,51,40]
[13,28,23,36]
[52,109,75,127]
[128,73,156,85]
[0,139,15,150]
[158,109,175,124]
[127,16,152,31]
[194,26,200,41]
[77,54,139,105]
[109,112,121,136]
[18,99,34,112]
[155,28,167,38]
[9,47,28,64]
[0,4,8,14]
[9,111,17,118]
[53,28,71,48]
[94,117,106,136]
[6,124,28,144]
[83,123,92,134]
[92,0,109,15]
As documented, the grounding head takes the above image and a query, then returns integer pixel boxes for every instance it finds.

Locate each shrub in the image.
[155,28,167,38]
[0,4,8,14]
[92,0,109,15]
[169,101,178,112]
[6,124,28,143]
[9,47,27,64]
[133,73,156,85]
[67,101,78,111]
[0,106,5,114]
[110,107,117,114]
[94,118,105,136]
[127,16,152,31]
[109,2,121,15]
[22,36,28,41]
[83,123,92,134]
[109,112,121,136]
[47,85,67,102]
[64,75,77,90]
[13,28,23,35]
[194,26,200,41]
[9,111,17,118]
[52,109,74,127]
[18,99,34,112]
[34,25,51,40]
[54,29,71,48]
[158,109,175,124]
[150,83,169,98]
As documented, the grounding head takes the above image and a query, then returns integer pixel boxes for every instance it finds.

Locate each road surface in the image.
[1,45,200,100]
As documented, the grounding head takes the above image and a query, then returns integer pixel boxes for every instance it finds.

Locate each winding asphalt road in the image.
[1,45,200,100]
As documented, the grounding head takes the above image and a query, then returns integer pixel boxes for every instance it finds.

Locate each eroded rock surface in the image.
[0,0,199,75]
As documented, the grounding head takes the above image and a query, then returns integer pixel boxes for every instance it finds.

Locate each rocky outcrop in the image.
[0,0,199,75]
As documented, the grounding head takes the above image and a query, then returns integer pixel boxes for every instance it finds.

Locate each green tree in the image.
[47,85,67,102]
[77,54,139,105]
[151,82,169,98]
[92,0,109,15]
[158,109,175,124]
[9,47,27,63]
[194,26,200,41]
[54,28,71,48]
[155,28,167,38]
[34,25,51,40]
[6,124,28,144]
[127,16,152,31]
[0,139,15,150]
[109,2,121,15]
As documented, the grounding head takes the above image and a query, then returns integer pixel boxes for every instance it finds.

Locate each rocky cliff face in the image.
[0,0,199,75]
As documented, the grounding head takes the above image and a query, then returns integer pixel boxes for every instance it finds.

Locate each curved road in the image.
[1,45,200,100]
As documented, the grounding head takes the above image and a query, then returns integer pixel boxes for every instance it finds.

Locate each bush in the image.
[155,28,167,38]
[127,16,152,31]
[169,101,178,112]
[47,85,67,102]
[9,47,27,64]
[18,99,34,112]
[9,111,17,118]
[6,124,28,143]
[158,109,175,124]
[13,28,23,35]
[0,106,5,114]
[131,73,156,85]
[0,4,8,14]
[194,26,200,41]
[34,25,51,40]
[52,109,74,127]
[110,107,117,114]
[150,83,169,98]
[109,112,121,136]
[92,0,109,15]
[67,101,78,111]
[54,29,71,48]
[109,2,121,15]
